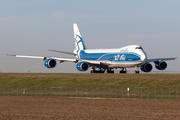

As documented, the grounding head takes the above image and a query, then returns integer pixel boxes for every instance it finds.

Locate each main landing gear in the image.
[90,66,140,74]
[107,68,114,73]
[90,67,114,73]
[90,66,105,73]
[91,69,105,73]
[119,68,127,74]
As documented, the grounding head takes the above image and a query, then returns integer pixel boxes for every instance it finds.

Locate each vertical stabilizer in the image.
[73,23,86,50]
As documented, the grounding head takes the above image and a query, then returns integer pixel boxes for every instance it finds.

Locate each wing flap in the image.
[16,55,44,59]
[6,54,77,62]
[48,49,77,56]
[50,57,77,62]
[147,57,177,62]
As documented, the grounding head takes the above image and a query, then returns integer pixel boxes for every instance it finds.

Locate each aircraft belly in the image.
[108,62,143,68]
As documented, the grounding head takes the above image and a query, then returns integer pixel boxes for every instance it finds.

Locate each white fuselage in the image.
[74,45,147,68]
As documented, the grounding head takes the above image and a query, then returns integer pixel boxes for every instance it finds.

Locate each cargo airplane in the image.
[7,23,177,73]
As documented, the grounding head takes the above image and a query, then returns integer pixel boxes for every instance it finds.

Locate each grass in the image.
[0,73,180,86]
[0,73,180,100]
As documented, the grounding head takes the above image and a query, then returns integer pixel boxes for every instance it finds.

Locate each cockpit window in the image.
[135,47,142,49]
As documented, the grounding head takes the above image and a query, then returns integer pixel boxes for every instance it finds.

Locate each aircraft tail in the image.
[73,23,86,50]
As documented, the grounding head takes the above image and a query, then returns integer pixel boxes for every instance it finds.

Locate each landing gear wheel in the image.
[91,69,105,73]
[99,70,105,73]
[119,68,127,74]
[108,70,114,73]
[120,70,127,73]
[135,70,140,74]
[107,69,114,73]
[135,66,140,74]
[91,69,96,73]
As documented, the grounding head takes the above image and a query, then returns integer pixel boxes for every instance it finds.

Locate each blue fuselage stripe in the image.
[79,50,141,63]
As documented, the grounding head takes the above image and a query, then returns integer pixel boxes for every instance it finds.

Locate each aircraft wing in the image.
[147,57,177,62]
[48,49,77,56]
[6,54,77,62]
[6,54,111,65]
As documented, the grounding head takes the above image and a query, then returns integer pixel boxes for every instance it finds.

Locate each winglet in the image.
[3,54,16,56]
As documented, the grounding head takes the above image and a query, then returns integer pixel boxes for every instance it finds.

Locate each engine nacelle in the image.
[76,62,89,71]
[44,59,56,68]
[155,60,167,70]
[140,62,152,72]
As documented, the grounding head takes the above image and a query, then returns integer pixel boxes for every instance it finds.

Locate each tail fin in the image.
[73,23,86,50]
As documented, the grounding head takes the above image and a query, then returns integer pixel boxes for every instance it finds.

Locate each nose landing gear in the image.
[135,66,140,74]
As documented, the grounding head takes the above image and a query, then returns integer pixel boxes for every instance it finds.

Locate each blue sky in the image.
[0,0,179,73]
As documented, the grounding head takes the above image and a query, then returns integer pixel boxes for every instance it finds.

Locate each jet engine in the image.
[155,60,167,70]
[44,59,56,68]
[76,62,89,71]
[140,62,152,72]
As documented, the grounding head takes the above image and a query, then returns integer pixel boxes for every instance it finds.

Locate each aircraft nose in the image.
[141,53,147,63]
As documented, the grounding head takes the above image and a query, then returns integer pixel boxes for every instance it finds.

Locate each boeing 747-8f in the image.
[7,24,177,73]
